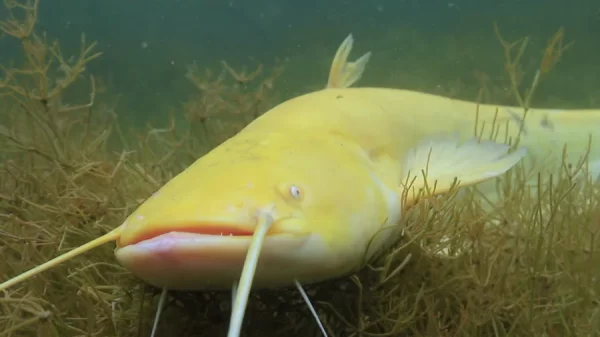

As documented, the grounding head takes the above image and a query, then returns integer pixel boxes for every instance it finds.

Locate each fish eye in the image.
[289,185,302,200]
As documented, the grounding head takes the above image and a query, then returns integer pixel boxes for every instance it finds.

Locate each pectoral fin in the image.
[400,135,527,207]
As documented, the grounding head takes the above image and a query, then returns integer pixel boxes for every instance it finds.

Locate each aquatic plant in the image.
[0,1,598,336]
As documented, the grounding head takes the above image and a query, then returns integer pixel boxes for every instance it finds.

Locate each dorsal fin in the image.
[326,34,372,89]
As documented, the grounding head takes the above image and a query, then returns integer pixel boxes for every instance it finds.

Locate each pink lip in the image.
[119,224,255,247]
[114,231,314,290]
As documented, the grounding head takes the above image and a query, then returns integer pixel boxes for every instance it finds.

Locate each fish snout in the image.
[113,215,319,290]
[115,194,281,248]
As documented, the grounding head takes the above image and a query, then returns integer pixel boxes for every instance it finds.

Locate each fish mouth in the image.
[118,214,307,248]
[114,220,317,290]
[121,224,257,247]
[117,217,303,248]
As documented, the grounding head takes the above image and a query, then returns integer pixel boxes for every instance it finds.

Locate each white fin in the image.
[326,33,372,89]
[294,280,328,337]
[150,287,168,337]
[227,210,275,337]
[401,136,528,203]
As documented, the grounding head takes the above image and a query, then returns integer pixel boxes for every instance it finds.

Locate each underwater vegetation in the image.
[0,0,598,336]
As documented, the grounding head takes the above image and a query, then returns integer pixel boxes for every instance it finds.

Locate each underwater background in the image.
[2,0,597,126]
[1,1,600,337]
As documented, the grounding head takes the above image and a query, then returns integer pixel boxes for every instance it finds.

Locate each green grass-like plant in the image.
[0,1,598,337]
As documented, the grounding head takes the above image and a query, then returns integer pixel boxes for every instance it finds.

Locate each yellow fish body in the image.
[1,33,598,337]
[112,34,599,293]
[113,36,533,292]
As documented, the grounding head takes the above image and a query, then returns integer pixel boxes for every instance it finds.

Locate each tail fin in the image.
[507,107,600,184]
[326,34,372,89]
[401,135,528,205]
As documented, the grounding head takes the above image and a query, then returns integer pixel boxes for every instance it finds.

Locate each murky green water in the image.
[1,0,599,126]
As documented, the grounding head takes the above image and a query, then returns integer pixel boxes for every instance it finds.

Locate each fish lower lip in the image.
[123,225,255,246]
[113,231,314,290]
[125,231,302,250]
[129,231,260,249]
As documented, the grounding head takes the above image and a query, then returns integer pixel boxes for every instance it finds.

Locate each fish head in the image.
[114,132,398,290]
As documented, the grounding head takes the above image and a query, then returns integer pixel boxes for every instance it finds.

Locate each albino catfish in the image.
[2,34,598,337]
